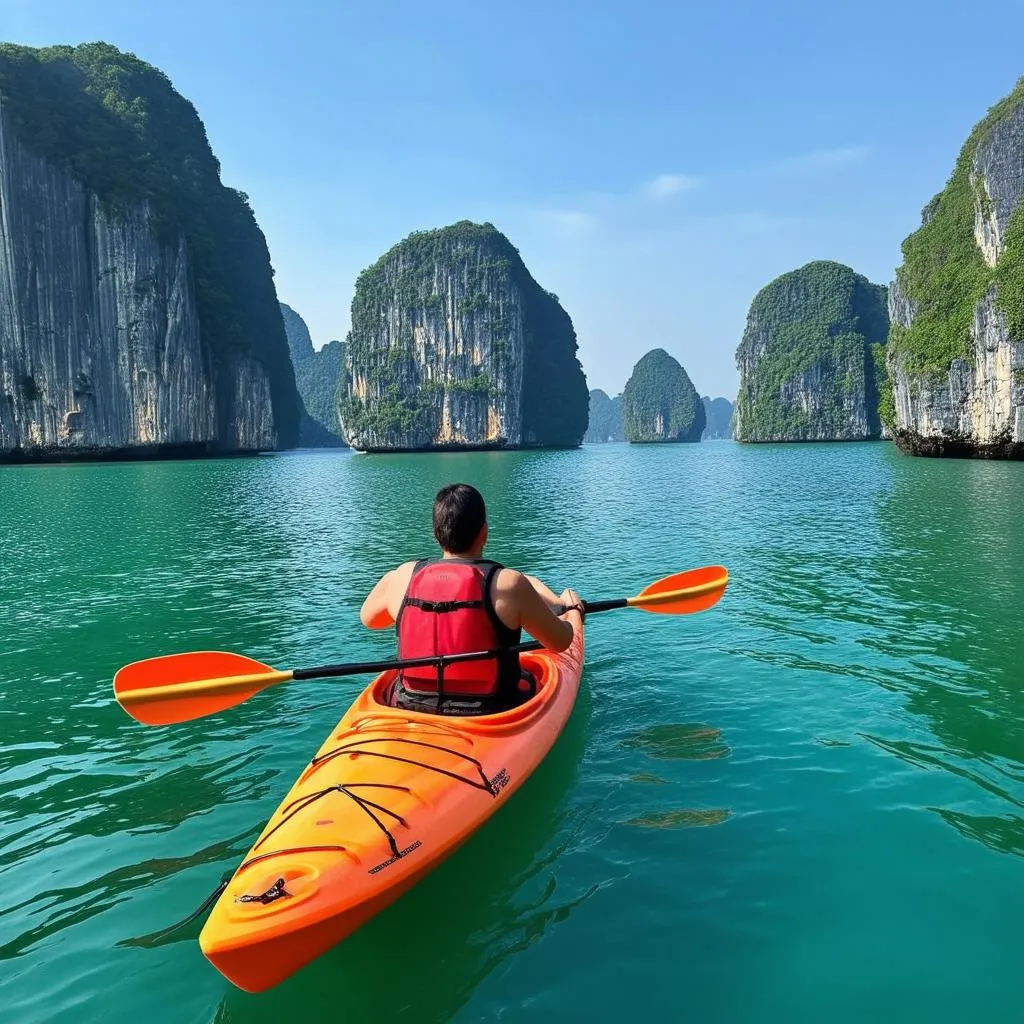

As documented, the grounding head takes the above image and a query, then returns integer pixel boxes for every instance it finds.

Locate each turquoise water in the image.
[2,443,1023,1022]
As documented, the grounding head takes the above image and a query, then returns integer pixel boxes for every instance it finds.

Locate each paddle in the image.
[113,564,728,727]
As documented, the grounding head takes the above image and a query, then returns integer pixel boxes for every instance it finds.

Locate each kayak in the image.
[199,610,584,993]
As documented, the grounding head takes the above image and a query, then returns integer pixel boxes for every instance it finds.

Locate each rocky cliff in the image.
[0,43,298,461]
[280,303,346,447]
[338,221,588,451]
[888,78,1024,457]
[701,396,734,439]
[583,388,624,442]
[734,261,889,443]
[622,349,704,443]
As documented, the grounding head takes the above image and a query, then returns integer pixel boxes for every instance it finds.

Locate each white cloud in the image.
[642,173,700,201]
[528,208,598,239]
[771,145,870,177]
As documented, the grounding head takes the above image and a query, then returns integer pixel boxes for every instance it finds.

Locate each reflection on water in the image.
[869,450,1024,858]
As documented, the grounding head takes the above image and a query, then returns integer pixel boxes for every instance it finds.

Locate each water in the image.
[2,443,1023,1023]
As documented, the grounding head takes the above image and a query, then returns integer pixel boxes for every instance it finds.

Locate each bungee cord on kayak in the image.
[308,735,497,794]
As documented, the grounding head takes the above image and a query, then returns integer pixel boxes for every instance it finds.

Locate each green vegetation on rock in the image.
[0,42,300,445]
[890,77,1024,376]
[584,389,625,442]
[342,220,587,449]
[280,303,346,446]
[734,261,889,441]
[622,349,705,443]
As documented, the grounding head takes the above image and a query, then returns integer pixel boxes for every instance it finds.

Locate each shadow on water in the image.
[215,683,593,1024]
[866,449,1024,856]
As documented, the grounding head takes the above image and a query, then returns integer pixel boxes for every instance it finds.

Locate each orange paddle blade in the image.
[629,565,729,614]
[114,651,282,727]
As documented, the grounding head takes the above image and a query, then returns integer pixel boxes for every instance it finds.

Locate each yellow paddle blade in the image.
[114,651,287,727]
[628,565,729,614]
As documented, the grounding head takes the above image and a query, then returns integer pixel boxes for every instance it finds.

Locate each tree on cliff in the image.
[621,349,705,443]
[734,261,888,443]
[584,389,625,442]
[0,42,300,447]
[339,221,588,451]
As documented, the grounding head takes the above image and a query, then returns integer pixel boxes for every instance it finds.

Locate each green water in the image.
[2,443,1023,1023]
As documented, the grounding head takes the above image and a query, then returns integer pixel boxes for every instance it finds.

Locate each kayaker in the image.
[359,482,583,716]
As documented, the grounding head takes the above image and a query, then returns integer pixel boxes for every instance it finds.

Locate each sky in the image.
[5,0,1024,398]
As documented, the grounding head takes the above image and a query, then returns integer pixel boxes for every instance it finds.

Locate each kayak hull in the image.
[199,613,584,993]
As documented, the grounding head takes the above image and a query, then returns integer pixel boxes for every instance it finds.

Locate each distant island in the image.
[0,42,299,462]
[734,261,889,444]
[280,304,347,448]
[702,397,734,440]
[584,389,625,442]
[338,221,588,452]
[622,349,705,443]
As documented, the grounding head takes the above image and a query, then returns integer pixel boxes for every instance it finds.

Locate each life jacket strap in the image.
[401,598,485,613]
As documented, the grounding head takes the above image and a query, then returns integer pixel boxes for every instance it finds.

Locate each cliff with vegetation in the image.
[622,349,704,443]
[888,78,1024,457]
[701,396,734,439]
[0,43,299,461]
[734,261,889,443]
[584,389,625,442]
[280,303,346,447]
[338,221,588,451]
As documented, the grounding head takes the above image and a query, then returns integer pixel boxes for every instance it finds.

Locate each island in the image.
[0,42,300,462]
[338,221,588,452]
[733,261,889,443]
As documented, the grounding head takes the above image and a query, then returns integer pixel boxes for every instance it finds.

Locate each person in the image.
[359,483,583,716]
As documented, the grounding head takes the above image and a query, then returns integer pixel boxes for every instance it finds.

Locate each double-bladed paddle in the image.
[113,564,728,727]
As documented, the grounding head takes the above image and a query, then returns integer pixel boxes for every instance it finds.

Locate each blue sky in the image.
[5,0,1024,398]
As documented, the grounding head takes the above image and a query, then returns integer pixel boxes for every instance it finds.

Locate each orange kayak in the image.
[199,610,584,992]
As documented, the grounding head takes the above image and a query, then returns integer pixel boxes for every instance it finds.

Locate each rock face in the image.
[0,43,298,461]
[339,221,588,451]
[888,78,1024,458]
[701,396,734,439]
[280,303,346,447]
[583,388,624,442]
[622,349,705,443]
[734,261,889,443]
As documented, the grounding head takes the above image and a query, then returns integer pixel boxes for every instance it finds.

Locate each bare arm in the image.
[512,574,575,652]
[523,574,562,611]
[360,570,398,629]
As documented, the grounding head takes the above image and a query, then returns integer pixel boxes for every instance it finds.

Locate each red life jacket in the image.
[396,558,520,697]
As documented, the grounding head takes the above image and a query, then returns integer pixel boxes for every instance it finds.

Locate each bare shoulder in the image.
[391,560,418,591]
[495,566,527,595]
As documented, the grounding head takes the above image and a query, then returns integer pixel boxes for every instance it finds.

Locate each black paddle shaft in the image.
[292,639,545,682]
[291,600,620,683]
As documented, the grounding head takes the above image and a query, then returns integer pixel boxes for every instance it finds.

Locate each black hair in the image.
[433,483,487,553]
